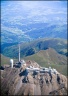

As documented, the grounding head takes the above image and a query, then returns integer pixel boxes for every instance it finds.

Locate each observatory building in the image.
[10,59,13,68]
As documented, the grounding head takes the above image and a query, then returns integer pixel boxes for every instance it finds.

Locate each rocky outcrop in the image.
[0,61,67,95]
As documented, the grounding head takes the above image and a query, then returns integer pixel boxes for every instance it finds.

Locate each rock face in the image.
[1,61,67,95]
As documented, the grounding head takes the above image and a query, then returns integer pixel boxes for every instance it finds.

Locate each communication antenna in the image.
[19,44,20,62]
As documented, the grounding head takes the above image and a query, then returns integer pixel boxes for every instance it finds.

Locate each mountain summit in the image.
[1,60,67,95]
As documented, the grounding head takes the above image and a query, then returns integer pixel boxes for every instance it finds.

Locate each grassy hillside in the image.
[2,38,67,58]
[24,48,67,76]
[1,54,10,65]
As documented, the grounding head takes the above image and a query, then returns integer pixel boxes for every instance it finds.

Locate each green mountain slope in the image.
[24,48,67,76]
[1,54,10,65]
[2,38,67,58]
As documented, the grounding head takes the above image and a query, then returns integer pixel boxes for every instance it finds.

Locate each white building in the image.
[10,59,13,68]
[26,65,58,74]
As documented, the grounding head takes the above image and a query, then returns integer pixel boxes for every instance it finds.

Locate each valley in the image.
[1,1,67,44]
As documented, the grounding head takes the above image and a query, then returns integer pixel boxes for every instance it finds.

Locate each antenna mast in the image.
[19,44,20,62]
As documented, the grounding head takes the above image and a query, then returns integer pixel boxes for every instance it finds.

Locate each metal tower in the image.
[19,44,20,62]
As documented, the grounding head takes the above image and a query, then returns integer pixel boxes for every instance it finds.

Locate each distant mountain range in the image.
[1,38,67,58]
[1,1,67,44]
[1,22,67,44]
